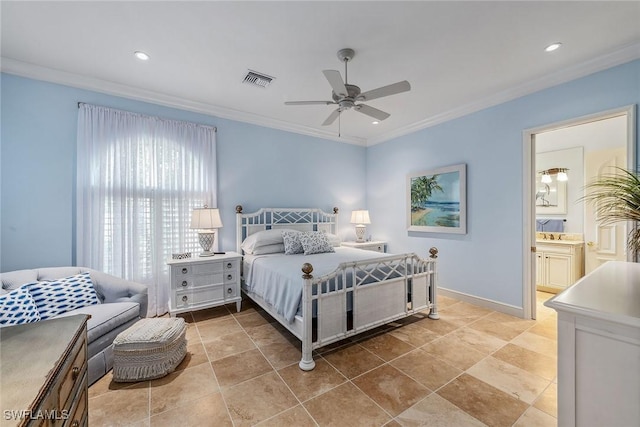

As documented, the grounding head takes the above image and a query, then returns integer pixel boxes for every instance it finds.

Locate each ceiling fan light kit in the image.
[285,48,411,127]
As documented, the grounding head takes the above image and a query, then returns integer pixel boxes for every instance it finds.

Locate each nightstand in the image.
[341,240,387,253]
[167,251,242,316]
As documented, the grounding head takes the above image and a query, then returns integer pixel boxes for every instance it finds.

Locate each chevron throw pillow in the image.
[0,286,41,326]
[27,272,99,320]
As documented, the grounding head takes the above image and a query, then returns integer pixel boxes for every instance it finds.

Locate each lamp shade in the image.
[190,207,223,229]
[350,210,371,225]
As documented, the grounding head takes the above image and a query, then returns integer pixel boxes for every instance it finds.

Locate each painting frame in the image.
[407,163,467,234]
[535,175,567,215]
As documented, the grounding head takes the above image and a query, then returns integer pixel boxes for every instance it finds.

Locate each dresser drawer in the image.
[64,377,87,427]
[175,285,224,309]
[57,333,87,412]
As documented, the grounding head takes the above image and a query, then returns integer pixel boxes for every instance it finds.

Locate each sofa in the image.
[0,267,148,385]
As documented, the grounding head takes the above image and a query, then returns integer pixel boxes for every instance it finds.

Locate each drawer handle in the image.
[226,262,232,269]
[181,281,188,287]
[227,274,233,280]
[182,295,188,302]
[72,366,80,381]
[182,267,188,274]
[227,288,233,294]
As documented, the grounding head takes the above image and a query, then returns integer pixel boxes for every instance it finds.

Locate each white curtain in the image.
[77,104,217,316]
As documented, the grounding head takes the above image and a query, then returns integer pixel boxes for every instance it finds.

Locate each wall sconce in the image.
[350,210,371,243]
[190,205,223,257]
[557,168,568,181]
[539,168,568,182]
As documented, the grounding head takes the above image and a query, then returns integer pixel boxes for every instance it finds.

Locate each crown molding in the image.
[0,57,367,147]
[3,41,639,149]
[367,41,640,146]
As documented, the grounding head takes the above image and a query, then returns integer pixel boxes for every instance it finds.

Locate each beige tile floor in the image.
[89,292,558,426]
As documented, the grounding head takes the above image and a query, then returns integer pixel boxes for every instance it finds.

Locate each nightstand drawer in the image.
[224,284,238,298]
[167,252,242,315]
[175,286,224,309]
[174,262,222,277]
[223,271,237,283]
[174,273,224,289]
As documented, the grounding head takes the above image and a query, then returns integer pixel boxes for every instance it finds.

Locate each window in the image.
[77,104,216,315]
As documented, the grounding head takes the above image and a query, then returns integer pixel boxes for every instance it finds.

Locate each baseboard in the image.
[438,287,525,319]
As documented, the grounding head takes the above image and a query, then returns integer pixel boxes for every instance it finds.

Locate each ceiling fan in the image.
[285,48,411,126]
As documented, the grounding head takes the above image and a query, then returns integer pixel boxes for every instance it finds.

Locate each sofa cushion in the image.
[0,286,41,326]
[56,301,140,344]
[0,270,39,291]
[27,273,99,320]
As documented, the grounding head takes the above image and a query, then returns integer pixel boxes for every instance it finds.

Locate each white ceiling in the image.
[2,1,640,146]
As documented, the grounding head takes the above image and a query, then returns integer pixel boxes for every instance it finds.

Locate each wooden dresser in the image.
[1,315,89,427]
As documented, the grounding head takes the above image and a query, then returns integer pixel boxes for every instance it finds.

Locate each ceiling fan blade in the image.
[322,109,341,126]
[357,81,411,101]
[322,70,348,97]
[355,104,391,121]
[285,101,335,105]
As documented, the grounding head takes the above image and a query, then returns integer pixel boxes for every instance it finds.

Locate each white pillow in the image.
[241,229,289,254]
[27,273,99,320]
[323,232,341,247]
[251,243,285,255]
[282,230,304,255]
[0,286,41,326]
[299,232,335,255]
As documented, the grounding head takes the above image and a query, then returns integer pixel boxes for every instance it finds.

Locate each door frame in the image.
[522,104,636,319]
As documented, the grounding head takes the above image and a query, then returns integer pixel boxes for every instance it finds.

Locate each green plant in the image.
[410,175,443,211]
[580,167,640,255]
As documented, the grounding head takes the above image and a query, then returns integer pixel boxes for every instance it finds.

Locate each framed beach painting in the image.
[407,163,466,234]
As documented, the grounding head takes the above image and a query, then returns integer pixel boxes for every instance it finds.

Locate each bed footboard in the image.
[298,248,439,371]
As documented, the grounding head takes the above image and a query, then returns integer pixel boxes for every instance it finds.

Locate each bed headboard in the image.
[235,206,339,253]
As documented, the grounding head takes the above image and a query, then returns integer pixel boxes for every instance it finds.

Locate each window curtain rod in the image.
[77,102,217,132]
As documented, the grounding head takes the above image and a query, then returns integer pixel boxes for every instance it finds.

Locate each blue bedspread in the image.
[244,247,394,322]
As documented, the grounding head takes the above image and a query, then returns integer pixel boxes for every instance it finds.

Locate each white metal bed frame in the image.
[236,205,439,370]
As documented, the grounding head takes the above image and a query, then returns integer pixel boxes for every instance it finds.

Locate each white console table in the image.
[544,261,640,427]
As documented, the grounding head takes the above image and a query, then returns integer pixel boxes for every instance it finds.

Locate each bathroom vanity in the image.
[536,236,584,293]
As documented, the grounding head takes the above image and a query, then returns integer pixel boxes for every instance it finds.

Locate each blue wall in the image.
[367,59,640,308]
[1,74,366,271]
[2,60,639,311]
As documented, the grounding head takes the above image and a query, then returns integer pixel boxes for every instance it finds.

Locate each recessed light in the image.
[545,42,562,52]
[134,51,150,61]
[372,121,379,125]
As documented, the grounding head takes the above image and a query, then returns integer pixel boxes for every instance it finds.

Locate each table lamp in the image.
[350,210,371,243]
[190,206,223,257]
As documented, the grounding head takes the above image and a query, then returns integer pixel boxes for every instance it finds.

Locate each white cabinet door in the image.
[545,253,572,288]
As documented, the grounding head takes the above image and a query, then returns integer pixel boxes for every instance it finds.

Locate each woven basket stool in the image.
[112,317,187,382]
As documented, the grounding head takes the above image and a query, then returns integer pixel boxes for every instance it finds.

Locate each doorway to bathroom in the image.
[522,105,636,319]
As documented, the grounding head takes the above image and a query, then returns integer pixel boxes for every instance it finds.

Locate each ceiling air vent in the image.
[242,70,275,88]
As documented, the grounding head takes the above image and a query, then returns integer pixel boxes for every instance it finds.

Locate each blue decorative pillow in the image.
[299,232,335,255]
[27,272,99,320]
[282,230,304,255]
[0,286,41,326]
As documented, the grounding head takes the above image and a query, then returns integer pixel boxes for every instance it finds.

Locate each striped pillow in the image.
[27,272,99,320]
[0,286,41,326]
